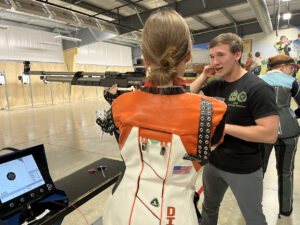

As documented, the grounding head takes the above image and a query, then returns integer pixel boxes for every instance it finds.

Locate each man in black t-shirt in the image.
[191,33,279,225]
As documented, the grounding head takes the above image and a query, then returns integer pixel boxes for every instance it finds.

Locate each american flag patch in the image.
[172,166,192,174]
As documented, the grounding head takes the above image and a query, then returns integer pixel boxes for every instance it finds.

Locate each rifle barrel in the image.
[29,71,105,76]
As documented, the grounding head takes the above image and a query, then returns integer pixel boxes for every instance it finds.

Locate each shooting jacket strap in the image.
[183,99,213,166]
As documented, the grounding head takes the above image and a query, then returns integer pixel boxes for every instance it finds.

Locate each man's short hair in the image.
[255,52,260,57]
[280,35,287,40]
[209,33,243,63]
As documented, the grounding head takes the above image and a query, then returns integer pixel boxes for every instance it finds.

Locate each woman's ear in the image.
[185,52,192,62]
[143,57,151,67]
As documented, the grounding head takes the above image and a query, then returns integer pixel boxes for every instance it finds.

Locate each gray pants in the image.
[200,163,267,225]
[263,137,298,214]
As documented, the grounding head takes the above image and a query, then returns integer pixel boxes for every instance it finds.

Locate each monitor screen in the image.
[0,155,45,204]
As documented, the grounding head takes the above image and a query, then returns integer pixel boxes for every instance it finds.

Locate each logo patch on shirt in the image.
[228,90,247,108]
[172,166,192,174]
[150,198,159,207]
[237,91,247,102]
[229,90,247,102]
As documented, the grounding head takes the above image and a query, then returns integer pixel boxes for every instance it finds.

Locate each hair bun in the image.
[159,47,176,73]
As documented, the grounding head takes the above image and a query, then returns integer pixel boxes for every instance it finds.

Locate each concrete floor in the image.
[0,100,299,225]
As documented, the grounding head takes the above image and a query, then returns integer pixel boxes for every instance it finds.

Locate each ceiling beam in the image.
[192,11,300,45]
[36,0,142,33]
[193,16,213,28]
[115,0,148,12]
[219,8,237,23]
[104,39,139,47]
[193,19,261,44]
[58,0,123,20]
[117,0,247,34]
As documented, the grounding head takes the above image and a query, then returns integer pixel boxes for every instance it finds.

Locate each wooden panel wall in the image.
[0,62,133,110]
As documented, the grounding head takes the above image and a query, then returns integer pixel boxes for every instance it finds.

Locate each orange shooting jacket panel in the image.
[112,90,227,171]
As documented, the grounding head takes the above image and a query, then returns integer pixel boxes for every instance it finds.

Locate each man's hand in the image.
[190,65,216,94]
[202,65,216,79]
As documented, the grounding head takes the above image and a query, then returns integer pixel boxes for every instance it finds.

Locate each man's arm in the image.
[190,65,215,94]
[190,73,208,94]
[225,115,279,144]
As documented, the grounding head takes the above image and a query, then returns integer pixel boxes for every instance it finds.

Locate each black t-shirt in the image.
[202,72,278,173]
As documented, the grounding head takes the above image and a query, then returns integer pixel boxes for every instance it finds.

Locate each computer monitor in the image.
[0,145,55,219]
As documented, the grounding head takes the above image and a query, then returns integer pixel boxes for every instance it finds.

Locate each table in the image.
[40,157,125,225]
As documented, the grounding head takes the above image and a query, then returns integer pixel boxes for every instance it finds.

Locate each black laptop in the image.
[0,145,56,220]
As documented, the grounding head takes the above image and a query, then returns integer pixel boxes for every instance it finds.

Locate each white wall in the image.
[191,44,210,65]
[76,41,132,67]
[242,27,300,63]
[0,25,133,67]
[0,25,64,63]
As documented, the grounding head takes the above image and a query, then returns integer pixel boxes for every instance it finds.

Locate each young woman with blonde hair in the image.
[97,10,227,225]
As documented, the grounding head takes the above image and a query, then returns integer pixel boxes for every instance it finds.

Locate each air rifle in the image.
[20,61,146,88]
[20,61,197,88]
[42,71,146,88]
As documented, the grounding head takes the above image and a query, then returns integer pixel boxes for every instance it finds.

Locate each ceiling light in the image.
[282,0,291,2]
[54,35,81,42]
[0,25,9,29]
[40,42,61,46]
[283,13,292,20]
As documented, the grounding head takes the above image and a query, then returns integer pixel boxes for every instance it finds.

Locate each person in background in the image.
[293,32,300,66]
[97,10,227,225]
[251,51,262,75]
[260,54,300,217]
[293,33,300,49]
[245,52,254,71]
[190,32,279,225]
[275,35,292,56]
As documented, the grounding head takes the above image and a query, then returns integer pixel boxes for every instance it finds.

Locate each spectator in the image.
[260,54,300,217]
[245,52,253,71]
[275,35,292,56]
[293,32,300,65]
[251,52,262,75]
